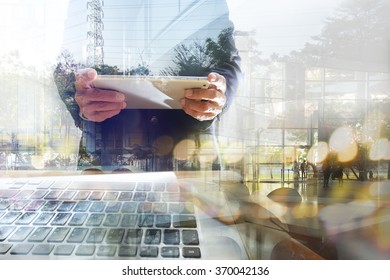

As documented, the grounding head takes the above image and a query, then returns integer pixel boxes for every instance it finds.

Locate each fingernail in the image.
[185,89,193,97]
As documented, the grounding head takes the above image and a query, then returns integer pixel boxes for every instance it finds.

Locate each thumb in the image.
[75,68,98,88]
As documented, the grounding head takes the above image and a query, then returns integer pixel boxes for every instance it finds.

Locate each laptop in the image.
[0,171,247,260]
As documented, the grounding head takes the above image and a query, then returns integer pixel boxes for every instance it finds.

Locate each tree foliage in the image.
[161,27,236,76]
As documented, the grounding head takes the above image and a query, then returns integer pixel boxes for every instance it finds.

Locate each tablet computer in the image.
[91,75,209,109]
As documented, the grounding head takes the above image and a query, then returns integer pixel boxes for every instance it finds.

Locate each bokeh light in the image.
[307,141,329,163]
[329,126,355,152]
[369,138,390,161]
[337,140,358,162]
[173,139,196,161]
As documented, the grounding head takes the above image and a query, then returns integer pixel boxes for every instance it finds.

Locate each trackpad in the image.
[203,236,245,259]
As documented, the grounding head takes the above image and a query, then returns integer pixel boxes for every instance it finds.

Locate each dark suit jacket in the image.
[58,1,241,171]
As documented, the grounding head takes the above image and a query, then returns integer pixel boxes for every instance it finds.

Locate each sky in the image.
[227,0,341,56]
[0,0,342,68]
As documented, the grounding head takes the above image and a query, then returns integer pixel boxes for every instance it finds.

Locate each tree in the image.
[161,27,237,76]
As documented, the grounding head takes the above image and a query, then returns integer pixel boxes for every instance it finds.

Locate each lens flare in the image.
[173,139,196,161]
[329,126,354,152]
[337,141,358,162]
[307,141,329,163]
[197,140,217,164]
[369,138,390,161]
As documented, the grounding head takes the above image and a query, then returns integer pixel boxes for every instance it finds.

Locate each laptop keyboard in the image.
[0,178,202,259]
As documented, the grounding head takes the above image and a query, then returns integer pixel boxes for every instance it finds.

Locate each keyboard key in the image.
[153,203,168,214]
[59,191,76,200]
[118,192,132,201]
[120,214,138,227]
[74,191,90,200]
[30,190,48,199]
[54,244,75,256]
[97,245,117,257]
[182,230,199,245]
[68,213,88,226]
[75,245,95,256]
[155,215,171,228]
[57,201,77,212]
[103,214,121,227]
[42,200,61,211]
[51,213,72,225]
[33,212,54,225]
[0,244,12,254]
[163,229,180,245]
[9,200,29,211]
[105,201,121,213]
[133,192,147,201]
[121,202,137,213]
[103,192,118,201]
[0,226,16,241]
[137,202,152,213]
[0,211,21,224]
[89,191,104,201]
[124,229,142,244]
[136,182,152,191]
[182,247,201,258]
[25,200,45,211]
[86,228,106,243]
[14,190,34,199]
[106,228,125,244]
[140,246,158,257]
[138,214,154,227]
[86,213,104,226]
[28,227,52,242]
[47,227,70,242]
[15,212,37,225]
[144,229,161,245]
[8,226,33,242]
[44,190,63,200]
[74,201,91,212]
[161,247,180,258]
[0,200,10,210]
[173,215,197,228]
[67,227,89,243]
[147,192,161,202]
[89,201,106,212]
[118,246,137,257]
[32,244,54,255]
[10,244,33,255]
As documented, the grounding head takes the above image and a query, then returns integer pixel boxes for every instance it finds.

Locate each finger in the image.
[181,98,223,116]
[75,68,98,89]
[76,88,125,105]
[82,101,127,115]
[184,88,226,106]
[182,106,217,121]
[84,109,123,123]
[208,72,226,93]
